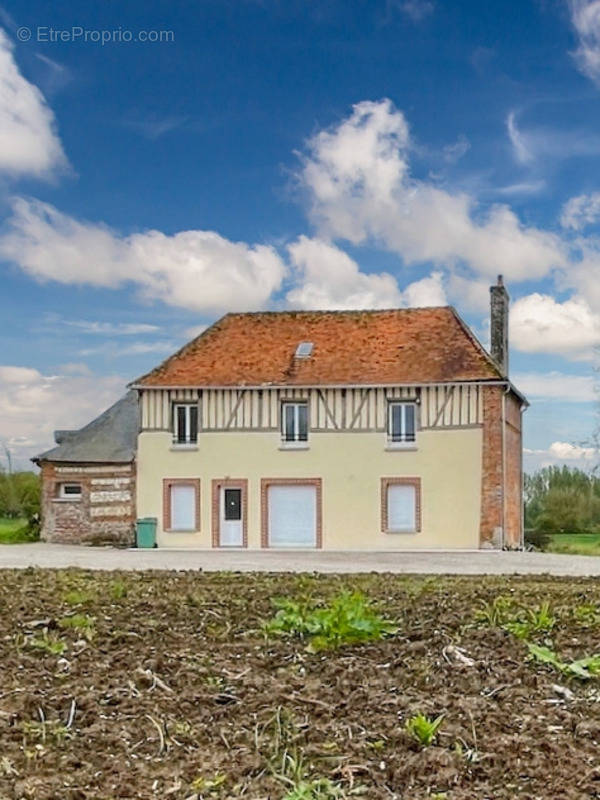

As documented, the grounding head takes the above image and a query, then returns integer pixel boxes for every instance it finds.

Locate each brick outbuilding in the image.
[33,391,138,545]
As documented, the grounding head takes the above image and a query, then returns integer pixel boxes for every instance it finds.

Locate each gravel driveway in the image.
[1,542,600,575]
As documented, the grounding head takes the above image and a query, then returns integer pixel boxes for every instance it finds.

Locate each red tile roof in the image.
[135,308,503,387]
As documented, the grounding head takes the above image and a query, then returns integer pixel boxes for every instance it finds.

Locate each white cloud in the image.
[561,192,600,230]
[0,198,287,314]
[506,109,600,163]
[78,341,176,357]
[0,365,125,468]
[442,135,470,164]
[184,324,208,339]
[286,237,446,310]
[513,371,596,402]
[299,99,566,282]
[524,441,597,471]
[506,111,533,164]
[548,441,596,460]
[123,114,187,140]
[62,320,160,336]
[403,270,446,306]
[510,293,600,359]
[286,236,403,309]
[0,28,67,177]
[495,180,546,197]
[397,0,434,22]
[568,0,600,84]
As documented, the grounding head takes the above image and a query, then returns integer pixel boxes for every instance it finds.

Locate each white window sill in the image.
[170,444,198,452]
[279,442,310,451]
[385,529,418,534]
[166,529,199,534]
[385,443,418,451]
[53,497,82,503]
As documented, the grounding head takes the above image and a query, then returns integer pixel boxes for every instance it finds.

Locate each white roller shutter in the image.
[170,485,196,530]
[387,484,416,532]
[268,485,316,547]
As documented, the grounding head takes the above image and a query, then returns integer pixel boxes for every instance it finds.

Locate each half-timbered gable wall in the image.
[139,384,484,434]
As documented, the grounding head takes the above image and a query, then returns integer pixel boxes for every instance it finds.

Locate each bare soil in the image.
[1,570,600,799]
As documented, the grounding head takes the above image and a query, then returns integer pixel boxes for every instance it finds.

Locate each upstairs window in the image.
[281,401,308,443]
[388,402,416,445]
[173,403,198,445]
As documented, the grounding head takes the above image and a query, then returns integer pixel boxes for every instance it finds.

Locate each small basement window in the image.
[59,483,82,500]
[387,402,416,446]
[173,403,198,445]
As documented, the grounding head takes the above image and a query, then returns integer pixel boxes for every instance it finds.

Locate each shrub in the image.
[524,528,550,551]
[265,591,397,652]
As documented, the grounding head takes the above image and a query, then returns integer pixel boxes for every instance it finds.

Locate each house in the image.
[35,276,527,550]
[33,391,138,545]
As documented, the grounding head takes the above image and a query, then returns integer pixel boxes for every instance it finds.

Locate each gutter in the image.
[130,378,529,402]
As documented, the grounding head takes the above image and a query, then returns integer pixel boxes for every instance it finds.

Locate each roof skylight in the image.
[295,341,314,358]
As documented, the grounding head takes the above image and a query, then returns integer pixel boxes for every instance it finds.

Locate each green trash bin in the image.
[136,517,157,548]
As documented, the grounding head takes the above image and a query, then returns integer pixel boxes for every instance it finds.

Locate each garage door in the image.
[268,485,317,547]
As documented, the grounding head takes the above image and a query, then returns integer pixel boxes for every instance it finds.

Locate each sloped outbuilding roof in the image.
[34,390,138,464]
[133,307,503,388]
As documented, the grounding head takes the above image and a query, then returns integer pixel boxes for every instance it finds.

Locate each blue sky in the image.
[0,0,599,470]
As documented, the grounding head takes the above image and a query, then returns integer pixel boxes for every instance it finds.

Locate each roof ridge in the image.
[225,306,452,317]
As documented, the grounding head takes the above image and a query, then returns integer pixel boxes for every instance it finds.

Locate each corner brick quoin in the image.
[479,386,522,549]
[40,462,136,546]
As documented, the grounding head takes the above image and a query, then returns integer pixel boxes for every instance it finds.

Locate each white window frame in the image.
[387,401,417,449]
[381,478,421,534]
[58,483,82,501]
[173,403,198,446]
[280,401,309,448]
[169,483,198,531]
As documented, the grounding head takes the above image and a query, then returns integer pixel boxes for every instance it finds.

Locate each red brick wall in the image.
[504,393,523,549]
[40,462,136,545]
[479,386,523,549]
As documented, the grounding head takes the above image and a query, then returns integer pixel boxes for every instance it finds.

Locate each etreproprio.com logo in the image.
[17,26,175,44]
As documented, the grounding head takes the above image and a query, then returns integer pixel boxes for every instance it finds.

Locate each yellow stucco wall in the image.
[137,428,483,549]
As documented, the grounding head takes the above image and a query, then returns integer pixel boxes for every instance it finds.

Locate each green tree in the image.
[525,466,600,534]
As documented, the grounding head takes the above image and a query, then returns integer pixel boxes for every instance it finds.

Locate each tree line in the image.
[0,470,40,520]
[525,465,600,534]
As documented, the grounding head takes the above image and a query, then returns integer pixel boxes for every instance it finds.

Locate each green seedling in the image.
[573,604,600,628]
[110,580,128,600]
[405,713,444,747]
[527,642,600,680]
[28,631,66,656]
[191,772,227,793]
[63,590,92,606]
[502,602,556,640]
[59,613,96,641]
[21,719,73,746]
[282,778,350,800]
[266,591,397,652]
[474,595,514,627]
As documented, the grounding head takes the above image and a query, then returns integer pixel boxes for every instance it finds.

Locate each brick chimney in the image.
[490,275,509,376]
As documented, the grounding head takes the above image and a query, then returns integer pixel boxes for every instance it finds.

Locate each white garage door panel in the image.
[269,485,316,547]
